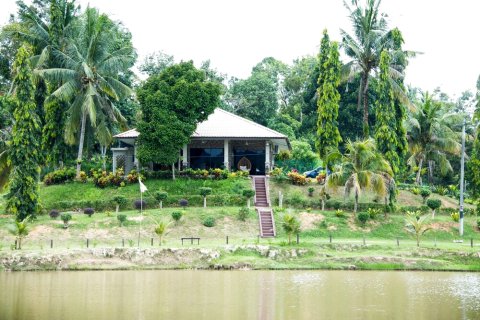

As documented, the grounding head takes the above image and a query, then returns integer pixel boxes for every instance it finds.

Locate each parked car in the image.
[303,166,325,178]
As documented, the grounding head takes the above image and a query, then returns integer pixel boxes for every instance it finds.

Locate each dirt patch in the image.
[429,221,455,232]
[29,225,56,239]
[298,212,324,230]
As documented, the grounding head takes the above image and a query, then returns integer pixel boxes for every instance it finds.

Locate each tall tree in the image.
[467,75,480,197]
[374,50,407,174]
[6,45,42,220]
[341,0,412,136]
[327,138,393,214]
[137,62,222,178]
[37,7,135,177]
[316,34,342,164]
[406,93,461,185]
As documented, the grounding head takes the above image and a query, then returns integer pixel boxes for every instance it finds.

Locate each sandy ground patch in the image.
[298,212,324,230]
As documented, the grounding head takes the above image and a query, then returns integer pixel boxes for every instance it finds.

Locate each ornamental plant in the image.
[83,208,95,217]
[420,188,431,203]
[171,211,183,224]
[154,191,168,209]
[202,216,215,227]
[117,214,127,226]
[113,195,128,213]
[287,171,307,185]
[61,213,72,229]
[242,189,255,208]
[49,210,60,219]
[426,198,441,218]
[200,187,212,208]
[357,212,369,226]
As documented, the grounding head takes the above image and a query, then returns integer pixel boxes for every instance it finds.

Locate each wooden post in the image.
[471,238,474,248]
[279,191,283,208]
[50,239,53,249]
[226,236,229,244]
[363,235,366,246]
[329,234,332,243]
[122,238,125,247]
[151,238,154,246]
[396,237,399,247]
[86,239,89,248]
[296,233,299,244]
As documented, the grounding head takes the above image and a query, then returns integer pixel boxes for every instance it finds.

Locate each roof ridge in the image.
[215,108,287,138]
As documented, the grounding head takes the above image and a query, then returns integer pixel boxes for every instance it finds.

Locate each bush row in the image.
[143,168,249,180]
[46,194,245,212]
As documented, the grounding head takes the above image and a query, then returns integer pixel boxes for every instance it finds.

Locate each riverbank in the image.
[1,244,479,272]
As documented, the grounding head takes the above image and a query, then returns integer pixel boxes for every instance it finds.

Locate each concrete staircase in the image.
[253,176,276,238]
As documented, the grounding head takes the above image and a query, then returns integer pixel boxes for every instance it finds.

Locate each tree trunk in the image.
[247,198,250,208]
[203,196,206,208]
[159,235,162,246]
[101,145,107,171]
[416,234,420,247]
[172,164,176,180]
[18,237,22,250]
[432,209,436,219]
[354,189,359,214]
[76,112,87,179]
[362,73,370,137]
[357,75,363,112]
[116,204,119,213]
[416,158,423,185]
[428,160,434,184]
[321,199,325,211]
[160,201,163,209]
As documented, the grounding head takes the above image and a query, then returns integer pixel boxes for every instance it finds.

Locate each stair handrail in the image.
[270,209,276,237]
[264,176,270,207]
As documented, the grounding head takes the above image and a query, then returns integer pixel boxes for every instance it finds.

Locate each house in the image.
[112,108,291,175]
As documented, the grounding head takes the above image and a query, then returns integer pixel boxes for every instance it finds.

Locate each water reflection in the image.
[0,270,479,320]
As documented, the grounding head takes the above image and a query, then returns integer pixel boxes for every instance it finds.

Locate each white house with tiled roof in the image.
[112,108,290,175]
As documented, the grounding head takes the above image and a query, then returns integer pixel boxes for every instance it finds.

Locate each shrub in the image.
[477,219,480,230]
[287,170,307,185]
[237,207,250,221]
[49,209,60,219]
[117,214,127,226]
[332,201,341,210]
[60,213,72,228]
[154,191,168,209]
[335,209,345,218]
[199,187,212,197]
[84,208,95,217]
[420,188,431,203]
[43,167,76,185]
[308,187,315,196]
[134,199,146,211]
[357,212,369,226]
[451,211,460,222]
[113,195,128,212]
[179,199,188,208]
[435,185,448,196]
[426,199,441,213]
[202,216,215,227]
[242,189,255,199]
[79,171,88,183]
[367,208,381,219]
[410,187,420,195]
[171,211,183,223]
[316,173,326,184]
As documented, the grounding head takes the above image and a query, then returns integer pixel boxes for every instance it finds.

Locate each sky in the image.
[1,0,479,98]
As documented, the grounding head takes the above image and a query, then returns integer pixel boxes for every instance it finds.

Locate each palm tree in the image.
[327,138,393,214]
[404,212,430,247]
[282,214,301,245]
[406,93,462,185]
[37,7,134,177]
[341,0,413,136]
[153,219,172,246]
[7,216,30,249]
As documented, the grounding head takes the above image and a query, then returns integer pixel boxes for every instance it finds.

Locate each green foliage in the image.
[202,216,216,227]
[410,187,420,195]
[477,219,480,230]
[316,33,342,161]
[153,218,172,245]
[450,211,460,222]
[242,189,255,199]
[287,170,307,185]
[154,191,168,202]
[137,62,221,166]
[199,187,213,197]
[7,216,30,249]
[282,214,301,244]
[357,212,369,226]
[60,212,72,228]
[117,214,127,226]
[6,45,41,221]
[326,138,393,213]
[43,167,76,185]
[335,209,345,218]
[420,188,431,203]
[374,50,407,175]
[113,195,128,206]
[426,199,441,211]
[237,207,250,221]
[405,212,431,246]
[367,208,381,219]
[171,211,182,223]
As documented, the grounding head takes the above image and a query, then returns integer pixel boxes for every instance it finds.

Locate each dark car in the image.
[303,166,325,178]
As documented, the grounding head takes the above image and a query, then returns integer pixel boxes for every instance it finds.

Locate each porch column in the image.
[133,142,140,169]
[265,141,271,173]
[112,151,117,173]
[224,139,230,170]
[182,144,188,168]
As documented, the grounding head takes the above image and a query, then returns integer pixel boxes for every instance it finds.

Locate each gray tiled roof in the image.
[114,108,288,140]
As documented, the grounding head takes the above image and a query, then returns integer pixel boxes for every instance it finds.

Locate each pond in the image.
[1,270,479,319]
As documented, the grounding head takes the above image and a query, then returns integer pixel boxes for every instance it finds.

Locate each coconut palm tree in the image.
[341,0,414,136]
[7,216,30,249]
[406,93,462,185]
[282,214,301,245]
[37,7,134,178]
[327,138,393,214]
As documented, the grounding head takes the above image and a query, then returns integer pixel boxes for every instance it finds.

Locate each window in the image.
[190,148,224,170]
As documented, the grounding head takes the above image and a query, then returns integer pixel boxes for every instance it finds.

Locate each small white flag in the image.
[139,178,148,193]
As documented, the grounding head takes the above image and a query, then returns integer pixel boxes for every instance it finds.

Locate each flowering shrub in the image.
[287,170,307,185]
[316,173,326,184]
[91,168,127,188]
[79,171,88,183]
